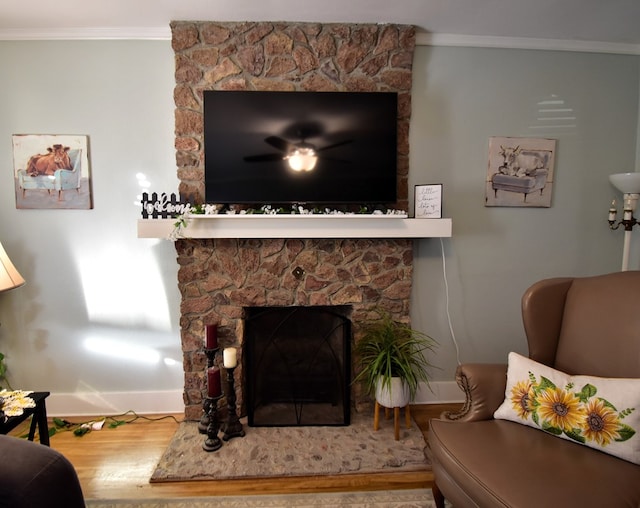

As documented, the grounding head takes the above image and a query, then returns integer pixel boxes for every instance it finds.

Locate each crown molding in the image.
[0,26,171,40]
[0,26,638,55]
[416,32,640,55]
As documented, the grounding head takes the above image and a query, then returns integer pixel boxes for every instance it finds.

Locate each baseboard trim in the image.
[414,381,464,404]
[47,390,185,417]
[46,382,463,417]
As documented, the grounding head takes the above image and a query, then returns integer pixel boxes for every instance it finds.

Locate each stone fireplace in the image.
[178,238,413,420]
[170,21,417,421]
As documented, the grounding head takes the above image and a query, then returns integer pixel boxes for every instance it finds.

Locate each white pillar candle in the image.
[223,347,237,368]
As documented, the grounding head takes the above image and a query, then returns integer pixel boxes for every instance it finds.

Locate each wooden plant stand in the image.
[373,400,411,441]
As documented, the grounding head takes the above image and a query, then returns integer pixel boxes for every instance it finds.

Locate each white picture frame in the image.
[414,184,443,218]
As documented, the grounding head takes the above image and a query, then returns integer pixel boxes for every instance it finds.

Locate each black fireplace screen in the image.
[244,306,351,427]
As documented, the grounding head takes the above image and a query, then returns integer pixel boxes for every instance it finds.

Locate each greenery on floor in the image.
[49,411,181,437]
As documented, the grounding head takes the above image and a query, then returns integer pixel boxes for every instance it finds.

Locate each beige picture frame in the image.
[486,136,557,208]
[12,134,92,210]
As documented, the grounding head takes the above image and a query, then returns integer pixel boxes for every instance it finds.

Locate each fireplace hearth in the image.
[244,305,351,426]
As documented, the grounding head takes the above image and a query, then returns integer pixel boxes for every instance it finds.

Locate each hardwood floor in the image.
[8,403,461,500]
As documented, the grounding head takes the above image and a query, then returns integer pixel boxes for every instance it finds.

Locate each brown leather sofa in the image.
[426,271,640,508]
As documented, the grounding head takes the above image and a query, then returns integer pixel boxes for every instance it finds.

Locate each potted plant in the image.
[353,310,437,408]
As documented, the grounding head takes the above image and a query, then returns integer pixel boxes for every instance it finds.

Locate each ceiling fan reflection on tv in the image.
[243,135,352,172]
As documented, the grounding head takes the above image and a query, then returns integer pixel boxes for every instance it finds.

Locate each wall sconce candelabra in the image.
[608,173,640,271]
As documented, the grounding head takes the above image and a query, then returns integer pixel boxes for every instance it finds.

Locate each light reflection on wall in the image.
[76,244,172,330]
[134,172,152,208]
[529,94,577,132]
[84,336,161,364]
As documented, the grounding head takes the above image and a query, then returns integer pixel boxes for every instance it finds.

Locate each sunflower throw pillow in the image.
[494,352,639,465]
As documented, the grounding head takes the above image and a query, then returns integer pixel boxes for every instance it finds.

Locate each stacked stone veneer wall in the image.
[178,238,413,420]
[170,21,416,420]
[171,21,415,209]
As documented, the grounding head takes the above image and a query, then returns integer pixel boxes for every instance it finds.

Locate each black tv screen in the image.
[204,91,398,205]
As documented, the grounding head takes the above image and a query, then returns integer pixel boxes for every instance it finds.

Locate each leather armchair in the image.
[426,271,640,508]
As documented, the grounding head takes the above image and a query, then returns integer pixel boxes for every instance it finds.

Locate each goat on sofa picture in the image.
[486,136,556,208]
[12,133,92,210]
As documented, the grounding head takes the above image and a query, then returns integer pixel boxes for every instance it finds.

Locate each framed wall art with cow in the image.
[485,136,557,207]
[12,134,92,210]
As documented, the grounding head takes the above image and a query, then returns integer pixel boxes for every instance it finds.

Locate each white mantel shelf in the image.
[137,215,452,239]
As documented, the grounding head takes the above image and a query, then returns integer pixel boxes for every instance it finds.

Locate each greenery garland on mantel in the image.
[171,203,408,239]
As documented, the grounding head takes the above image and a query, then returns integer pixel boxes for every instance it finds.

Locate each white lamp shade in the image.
[0,242,26,292]
[609,173,640,194]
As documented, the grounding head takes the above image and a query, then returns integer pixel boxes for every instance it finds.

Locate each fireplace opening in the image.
[244,305,351,427]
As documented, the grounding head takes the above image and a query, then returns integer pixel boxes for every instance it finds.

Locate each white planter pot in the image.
[375,376,410,408]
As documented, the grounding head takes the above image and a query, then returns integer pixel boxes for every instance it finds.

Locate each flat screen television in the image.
[203,90,398,205]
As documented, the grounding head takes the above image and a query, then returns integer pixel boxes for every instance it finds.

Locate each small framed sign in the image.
[414,184,443,218]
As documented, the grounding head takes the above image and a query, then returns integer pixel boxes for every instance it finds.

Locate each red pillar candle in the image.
[205,324,218,349]
[207,367,221,398]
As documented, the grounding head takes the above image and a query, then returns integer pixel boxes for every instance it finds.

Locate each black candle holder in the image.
[202,394,223,452]
[223,366,245,441]
[198,347,219,434]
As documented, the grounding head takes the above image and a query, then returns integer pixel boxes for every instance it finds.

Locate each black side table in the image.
[0,391,50,446]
